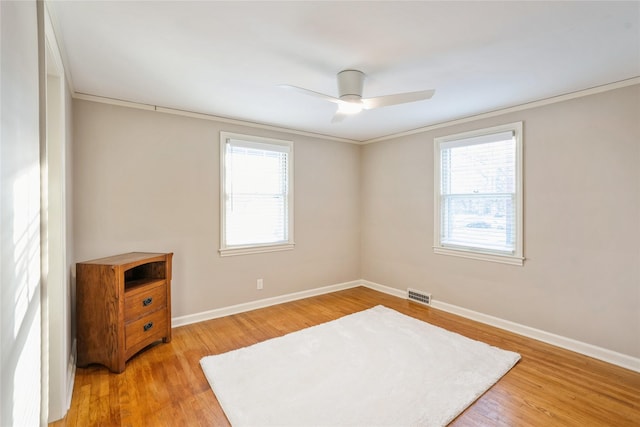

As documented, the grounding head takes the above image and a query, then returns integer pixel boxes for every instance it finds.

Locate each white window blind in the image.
[434,122,523,265]
[220,133,294,256]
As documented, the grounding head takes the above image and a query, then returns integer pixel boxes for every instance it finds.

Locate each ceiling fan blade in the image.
[278,84,342,105]
[331,111,348,123]
[362,89,435,109]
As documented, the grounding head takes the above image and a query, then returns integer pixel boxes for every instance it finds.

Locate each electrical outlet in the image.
[257,278,263,290]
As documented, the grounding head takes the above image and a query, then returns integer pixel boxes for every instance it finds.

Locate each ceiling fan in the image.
[280,69,435,123]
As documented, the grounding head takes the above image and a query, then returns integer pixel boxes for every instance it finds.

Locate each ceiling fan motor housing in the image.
[337,70,365,101]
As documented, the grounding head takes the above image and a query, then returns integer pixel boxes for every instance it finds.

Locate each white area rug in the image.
[200,305,520,426]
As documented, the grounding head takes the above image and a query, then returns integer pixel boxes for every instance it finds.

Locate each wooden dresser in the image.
[76,252,173,373]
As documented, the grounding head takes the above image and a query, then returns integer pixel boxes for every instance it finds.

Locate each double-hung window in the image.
[434,122,523,265]
[219,132,294,256]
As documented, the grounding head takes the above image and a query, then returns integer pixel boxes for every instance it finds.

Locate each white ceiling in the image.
[48,1,640,142]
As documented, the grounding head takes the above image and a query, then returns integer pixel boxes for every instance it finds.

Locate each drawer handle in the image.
[142,297,153,307]
[143,322,154,332]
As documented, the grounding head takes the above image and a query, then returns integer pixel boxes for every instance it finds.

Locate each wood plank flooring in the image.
[51,286,640,426]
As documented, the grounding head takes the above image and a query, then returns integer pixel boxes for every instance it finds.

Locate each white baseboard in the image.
[360,280,640,373]
[50,339,77,423]
[360,280,406,298]
[171,280,361,327]
[430,299,640,373]
[171,278,640,373]
[66,339,76,412]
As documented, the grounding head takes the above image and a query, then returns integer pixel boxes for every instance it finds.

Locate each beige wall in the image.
[73,84,639,359]
[73,100,361,317]
[361,84,640,358]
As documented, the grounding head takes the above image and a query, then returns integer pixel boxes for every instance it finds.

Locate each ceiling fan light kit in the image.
[336,100,364,115]
[281,69,435,123]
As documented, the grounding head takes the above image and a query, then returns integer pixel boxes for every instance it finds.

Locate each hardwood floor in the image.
[52,287,640,426]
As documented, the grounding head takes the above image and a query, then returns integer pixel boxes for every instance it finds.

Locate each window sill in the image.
[219,243,295,257]
[433,246,524,266]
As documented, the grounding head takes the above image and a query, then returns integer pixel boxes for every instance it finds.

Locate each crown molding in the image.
[72,92,361,145]
[362,77,640,144]
[74,77,639,146]
[44,1,75,93]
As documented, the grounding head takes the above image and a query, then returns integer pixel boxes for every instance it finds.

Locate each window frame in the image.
[219,131,294,257]
[433,122,524,266]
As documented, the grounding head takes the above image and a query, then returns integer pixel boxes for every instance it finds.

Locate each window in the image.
[219,132,294,256]
[434,122,523,265]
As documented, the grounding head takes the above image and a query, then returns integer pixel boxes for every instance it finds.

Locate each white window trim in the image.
[433,122,524,266]
[219,131,295,257]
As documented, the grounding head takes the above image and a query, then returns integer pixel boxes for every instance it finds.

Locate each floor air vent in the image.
[407,288,432,306]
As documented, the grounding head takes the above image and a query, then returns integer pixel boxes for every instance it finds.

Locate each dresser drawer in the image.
[125,309,168,351]
[124,281,167,322]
